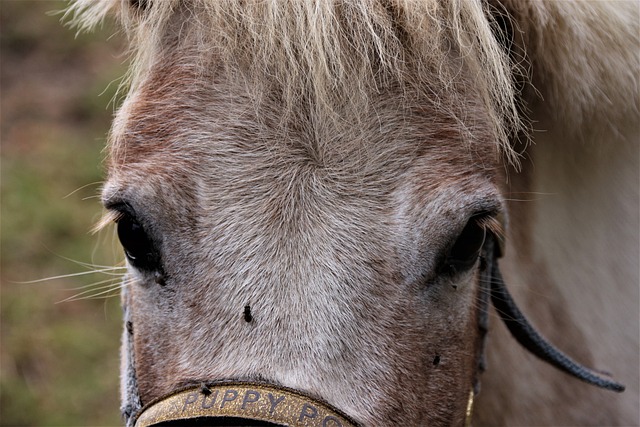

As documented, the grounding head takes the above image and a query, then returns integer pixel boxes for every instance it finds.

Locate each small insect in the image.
[200,383,212,396]
[154,272,165,286]
[243,304,253,323]
[433,354,441,366]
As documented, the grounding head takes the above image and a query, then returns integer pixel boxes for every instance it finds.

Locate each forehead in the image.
[104,1,506,212]
[108,55,499,181]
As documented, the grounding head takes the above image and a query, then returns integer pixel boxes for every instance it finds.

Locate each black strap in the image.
[483,236,625,392]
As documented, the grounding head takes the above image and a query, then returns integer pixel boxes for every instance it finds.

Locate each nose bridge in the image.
[199,162,396,289]
[160,172,403,377]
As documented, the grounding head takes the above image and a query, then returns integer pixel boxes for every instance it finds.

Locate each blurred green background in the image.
[1,1,127,425]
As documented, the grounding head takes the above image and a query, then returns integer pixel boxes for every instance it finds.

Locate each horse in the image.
[67,0,639,425]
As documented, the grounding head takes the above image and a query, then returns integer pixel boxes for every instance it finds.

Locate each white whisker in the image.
[17,267,127,284]
[63,277,125,292]
[63,181,103,199]
[57,286,124,303]
[56,277,136,303]
[49,252,126,270]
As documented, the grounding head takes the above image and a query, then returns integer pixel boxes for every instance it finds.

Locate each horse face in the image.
[103,10,504,427]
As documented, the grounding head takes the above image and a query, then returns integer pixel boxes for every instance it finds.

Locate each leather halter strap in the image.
[133,381,359,427]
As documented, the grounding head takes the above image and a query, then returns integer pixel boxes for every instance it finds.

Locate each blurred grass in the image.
[1,1,127,425]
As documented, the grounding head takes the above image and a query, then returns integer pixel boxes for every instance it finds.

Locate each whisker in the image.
[57,287,123,303]
[57,286,120,303]
[56,278,136,304]
[479,278,555,300]
[63,181,103,199]
[51,254,127,271]
[502,197,547,203]
[502,191,556,196]
[63,277,125,292]
[17,268,128,284]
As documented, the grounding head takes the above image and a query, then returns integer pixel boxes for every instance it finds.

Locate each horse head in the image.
[68,0,637,425]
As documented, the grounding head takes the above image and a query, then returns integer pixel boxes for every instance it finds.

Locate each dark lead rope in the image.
[486,240,625,393]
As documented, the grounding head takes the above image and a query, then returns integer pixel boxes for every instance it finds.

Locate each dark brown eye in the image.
[442,217,487,275]
[116,214,161,272]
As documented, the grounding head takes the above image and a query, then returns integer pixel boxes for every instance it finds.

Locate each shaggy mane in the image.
[66,0,523,163]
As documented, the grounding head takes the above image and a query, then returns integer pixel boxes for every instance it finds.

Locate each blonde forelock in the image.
[67,0,523,164]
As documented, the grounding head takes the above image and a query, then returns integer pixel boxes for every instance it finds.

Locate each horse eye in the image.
[116,214,160,271]
[442,217,487,275]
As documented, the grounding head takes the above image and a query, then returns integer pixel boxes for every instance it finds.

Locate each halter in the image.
[123,234,624,427]
[134,381,359,427]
